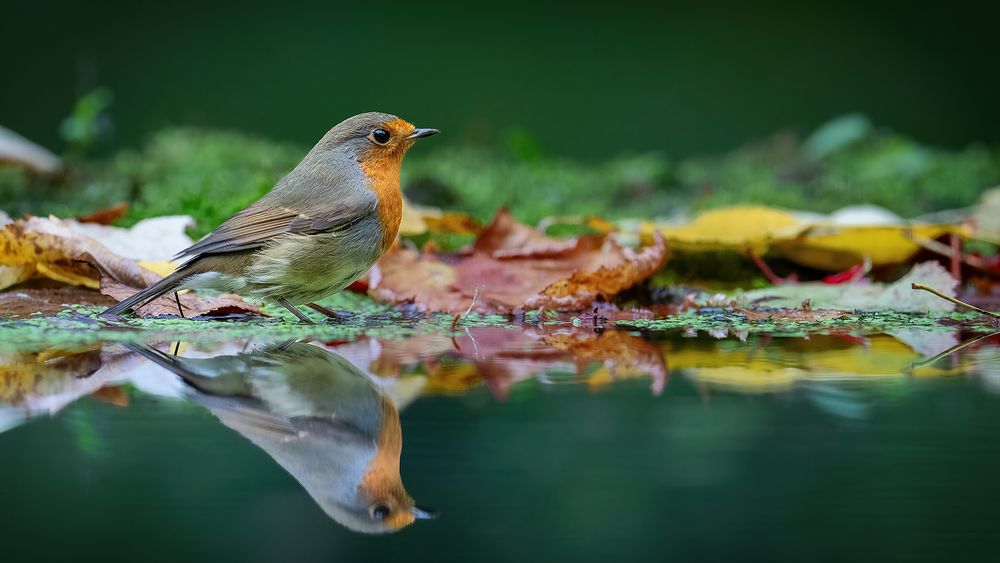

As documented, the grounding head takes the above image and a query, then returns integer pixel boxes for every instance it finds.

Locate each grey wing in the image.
[175,195,375,261]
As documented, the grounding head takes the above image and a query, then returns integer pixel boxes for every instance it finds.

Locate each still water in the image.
[2,325,999,562]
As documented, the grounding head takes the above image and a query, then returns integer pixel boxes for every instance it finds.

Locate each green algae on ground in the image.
[0,305,535,353]
[616,310,996,336]
[2,291,993,352]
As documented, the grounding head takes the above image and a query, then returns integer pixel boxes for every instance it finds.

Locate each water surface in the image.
[2,324,999,562]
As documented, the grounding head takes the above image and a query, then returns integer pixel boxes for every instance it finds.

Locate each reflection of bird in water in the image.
[126,341,435,533]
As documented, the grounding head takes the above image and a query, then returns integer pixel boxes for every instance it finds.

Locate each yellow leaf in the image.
[773,225,959,271]
[654,205,807,254]
[642,205,962,272]
[399,198,480,237]
[138,260,178,277]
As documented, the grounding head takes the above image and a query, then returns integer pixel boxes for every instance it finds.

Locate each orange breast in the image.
[360,153,404,256]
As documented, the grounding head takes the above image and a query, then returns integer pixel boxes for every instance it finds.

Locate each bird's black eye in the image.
[371,504,391,520]
[370,128,391,145]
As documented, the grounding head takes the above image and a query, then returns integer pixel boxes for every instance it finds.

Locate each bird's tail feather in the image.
[101,267,191,316]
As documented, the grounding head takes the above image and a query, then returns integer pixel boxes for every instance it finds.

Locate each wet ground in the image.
[2,318,999,562]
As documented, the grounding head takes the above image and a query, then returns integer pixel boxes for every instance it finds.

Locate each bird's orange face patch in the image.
[359,397,417,530]
[382,118,417,145]
[358,117,418,255]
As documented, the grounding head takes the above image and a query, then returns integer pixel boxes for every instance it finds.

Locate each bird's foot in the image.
[306,303,352,323]
[277,297,315,324]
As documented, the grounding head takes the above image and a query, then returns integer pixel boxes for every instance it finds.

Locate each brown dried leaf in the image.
[0,286,116,318]
[370,209,668,313]
[0,215,257,318]
[473,209,581,258]
[399,198,481,237]
[77,203,129,225]
[524,233,668,310]
[99,275,260,318]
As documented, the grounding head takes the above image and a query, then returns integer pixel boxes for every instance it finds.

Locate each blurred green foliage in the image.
[2,115,998,235]
[112,129,303,235]
[59,87,114,155]
[680,115,1000,215]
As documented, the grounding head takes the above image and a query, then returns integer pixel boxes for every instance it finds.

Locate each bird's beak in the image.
[407,128,439,140]
[411,505,439,520]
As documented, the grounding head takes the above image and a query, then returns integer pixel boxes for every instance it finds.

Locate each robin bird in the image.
[126,340,436,533]
[102,112,438,323]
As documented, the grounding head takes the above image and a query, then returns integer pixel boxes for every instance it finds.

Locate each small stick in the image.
[950,233,961,282]
[908,234,987,270]
[911,283,1000,319]
[748,251,796,285]
[451,286,481,330]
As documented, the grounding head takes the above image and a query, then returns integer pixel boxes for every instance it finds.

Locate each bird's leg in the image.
[277,297,314,324]
[173,292,186,318]
[306,302,345,321]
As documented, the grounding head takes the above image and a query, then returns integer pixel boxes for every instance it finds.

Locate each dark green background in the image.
[3,0,1000,158]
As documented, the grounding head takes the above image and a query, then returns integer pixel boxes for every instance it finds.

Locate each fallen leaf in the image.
[0,125,62,175]
[0,286,116,318]
[370,209,668,313]
[473,209,580,257]
[0,214,258,317]
[745,261,958,312]
[643,204,961,272]
[523,239,668,310]
[99,275,260,318]
[772,224,957,271]
[59,215,195,261]
[0,216,151,290]
[398,198,480,237]
[422,212,481,236]
[654,205,807,254]
[77,203,129,225]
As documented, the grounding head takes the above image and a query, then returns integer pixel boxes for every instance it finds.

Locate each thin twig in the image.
[907,233,987,270]
[451,286,481,330]
[911,283,1000,319]
[748,251,797,285]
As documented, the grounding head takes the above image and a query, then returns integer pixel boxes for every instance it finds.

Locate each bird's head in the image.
[310,394,437,534]
[351,487,438,534]
[324,111,438,165]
